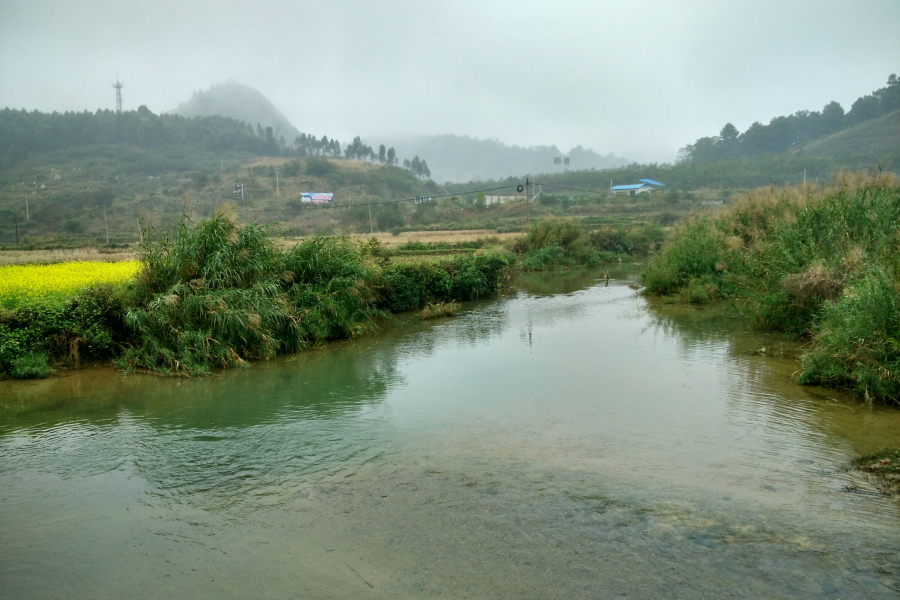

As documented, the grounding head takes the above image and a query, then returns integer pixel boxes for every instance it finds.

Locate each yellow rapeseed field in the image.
[0,260,141,308]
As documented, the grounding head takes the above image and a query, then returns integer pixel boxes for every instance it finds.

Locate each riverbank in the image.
[1,215,637,380]
[642,174,900,405]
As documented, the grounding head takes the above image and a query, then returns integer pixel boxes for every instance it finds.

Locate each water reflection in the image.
[1,269,899,599]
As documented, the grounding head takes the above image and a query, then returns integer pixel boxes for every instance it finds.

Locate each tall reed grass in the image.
[643,173,900,403]
[120,210,376,375]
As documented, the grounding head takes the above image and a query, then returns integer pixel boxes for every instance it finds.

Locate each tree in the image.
[257,123,264,136]
[718,123,739,159]
[719,123,739,143]
[821,101,845,134]
[846,94,881,126]
[378,144,386,163]
[387,147,396,165]
[474,191,486,211]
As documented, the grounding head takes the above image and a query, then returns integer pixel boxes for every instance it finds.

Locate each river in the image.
[2,269,899,598]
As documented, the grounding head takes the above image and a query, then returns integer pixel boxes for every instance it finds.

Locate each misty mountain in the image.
[376,134,628,183]
[171,81,300,143]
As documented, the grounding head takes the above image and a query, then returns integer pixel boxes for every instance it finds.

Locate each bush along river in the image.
[1,268,899,599]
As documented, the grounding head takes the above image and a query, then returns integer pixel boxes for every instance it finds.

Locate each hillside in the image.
[802,109,900,160]
[0,144,703,249]
[0,151,445,247]
[377,134,628,183]
[680,73,899,164]
[171,81,301,143]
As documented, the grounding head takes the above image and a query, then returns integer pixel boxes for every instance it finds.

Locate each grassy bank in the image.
[0,213,655,379]
[642,174,900,404]
[0,211,513,378]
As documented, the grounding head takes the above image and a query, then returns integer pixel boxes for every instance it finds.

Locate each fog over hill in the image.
[171,81,300,142]
[376,134,629,183]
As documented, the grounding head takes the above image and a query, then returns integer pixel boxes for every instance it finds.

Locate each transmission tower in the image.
[113,74,124,113]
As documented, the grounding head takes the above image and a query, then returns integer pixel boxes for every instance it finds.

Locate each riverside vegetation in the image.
[0,215,649,379]
[643,174,900,405]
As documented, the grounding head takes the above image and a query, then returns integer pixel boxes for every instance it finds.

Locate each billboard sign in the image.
[233,183,244,197]
[301,192,334,205]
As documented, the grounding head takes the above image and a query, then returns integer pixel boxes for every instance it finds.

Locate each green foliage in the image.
[520,245,579,271]
[305,157,337,177]
[120,212,374,375]
[680,73,900,163]
[0,284,128,376]
[376,252,511,312]
[642,219,724,296]
[511,220,597,270]
[10,353,53,379]
[643,176,900,402]
[590,224,666,256]
[799,267,900,403]
[0,107,282,169]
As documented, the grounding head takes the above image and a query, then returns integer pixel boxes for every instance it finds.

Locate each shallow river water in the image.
[2,269,899,599]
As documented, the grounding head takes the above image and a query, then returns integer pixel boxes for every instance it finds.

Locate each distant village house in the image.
[610,178,665,196]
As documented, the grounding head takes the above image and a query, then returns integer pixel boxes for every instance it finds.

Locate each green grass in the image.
[642,174,900,403]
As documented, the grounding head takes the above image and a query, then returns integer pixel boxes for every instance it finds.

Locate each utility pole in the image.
[803,168,806,183]
[25,194,29,221]
[14,211,19,245]
[368,201,374,234]
[275,166,280,196]
[137,217,143,243]
[103,208,110,245]
[525,177,530,226]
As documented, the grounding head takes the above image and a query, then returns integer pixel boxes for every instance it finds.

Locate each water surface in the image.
[2,269,899,599]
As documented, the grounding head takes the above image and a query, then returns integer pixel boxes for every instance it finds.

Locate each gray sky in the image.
[1,0,898,163]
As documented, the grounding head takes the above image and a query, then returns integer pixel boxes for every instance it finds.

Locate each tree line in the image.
[0,106,436,180]
[0,105,283,168]
[680,73,900,163]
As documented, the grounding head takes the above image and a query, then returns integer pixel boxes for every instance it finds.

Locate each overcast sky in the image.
[1,0,898,162]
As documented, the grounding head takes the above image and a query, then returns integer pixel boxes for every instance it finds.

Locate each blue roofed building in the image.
[610,179,665,195]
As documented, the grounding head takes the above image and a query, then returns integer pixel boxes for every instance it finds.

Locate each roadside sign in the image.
[233,183,244,198]
[301,192,333,205]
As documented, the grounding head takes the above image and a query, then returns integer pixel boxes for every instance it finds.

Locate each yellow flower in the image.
[0,261,141,308]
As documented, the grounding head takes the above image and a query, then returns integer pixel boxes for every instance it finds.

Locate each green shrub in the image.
[511,220,596,270]
[521,244,578,271]
[10,353,52,379]
[120,211,376,375]
[0,285,127,377]
[376,251,511,312]
[642,218,724,295]
[643,175,900,403]
[799,267,900,403]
